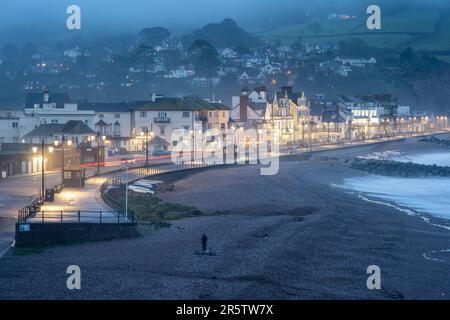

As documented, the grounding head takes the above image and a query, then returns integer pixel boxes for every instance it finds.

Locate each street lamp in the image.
[141,128,151,167]
[327,122,331,143]
[257,129,263,163]
[32,140,54,199]
[95,132,107,176]
[198,130,204,163]
[54,135,69,186]
[189,129,194,163]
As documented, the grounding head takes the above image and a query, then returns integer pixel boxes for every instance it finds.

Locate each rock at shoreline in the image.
[348,158,450,178]
[419,136,450,148]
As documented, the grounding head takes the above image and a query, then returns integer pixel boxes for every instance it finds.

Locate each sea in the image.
[338,150,450,223]
[336,149,450,262]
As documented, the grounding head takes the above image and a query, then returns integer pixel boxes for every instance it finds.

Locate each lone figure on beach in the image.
[202,233,208,252]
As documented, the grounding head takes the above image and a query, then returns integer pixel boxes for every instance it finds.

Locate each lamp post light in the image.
[190,129,194,163]
[145,129,149,167]
[301,120,305,148]
[54,136,62,184]
[257,129,262,163]
[231,126,236,164]
[198,130,204,163]
[95,132,107,176]
[54,135,67,185]
[32,140,54,199]
[327,122,330,143]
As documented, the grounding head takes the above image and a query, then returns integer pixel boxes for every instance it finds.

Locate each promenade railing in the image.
[18,209,134,224]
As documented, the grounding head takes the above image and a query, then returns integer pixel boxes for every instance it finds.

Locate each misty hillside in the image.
[257,8,450,51]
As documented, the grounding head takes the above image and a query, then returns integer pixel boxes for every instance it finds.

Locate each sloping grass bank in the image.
[107,186,202,223]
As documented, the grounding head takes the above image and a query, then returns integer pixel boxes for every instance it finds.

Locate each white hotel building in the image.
[0,91,230,154]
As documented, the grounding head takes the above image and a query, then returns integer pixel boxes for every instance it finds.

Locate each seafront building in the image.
[230,87,448,146]
[0,91,231,176]
[0,88,448,177]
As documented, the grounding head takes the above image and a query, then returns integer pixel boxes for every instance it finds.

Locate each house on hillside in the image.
[335,56,376,67]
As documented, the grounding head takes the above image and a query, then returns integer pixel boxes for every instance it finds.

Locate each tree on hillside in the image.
[181,18,260,49]
[400,46,414,61]
[138,27,171,46]
[307,22,324,35]
[187,39,220,77]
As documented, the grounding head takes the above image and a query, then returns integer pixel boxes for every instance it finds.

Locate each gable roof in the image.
[149,135,169,146]
[138,96,230,112]
[23,120,95,138]
[210,102,231,110]
[95,119,109,126]
[78,102,131,113]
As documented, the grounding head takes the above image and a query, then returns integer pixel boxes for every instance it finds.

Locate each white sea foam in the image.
[342,150,450,221]
[357,150,403,160]
[394,152,450,167]
[423,249,450,264]
[336,150,450,263]
[337,175,450,221]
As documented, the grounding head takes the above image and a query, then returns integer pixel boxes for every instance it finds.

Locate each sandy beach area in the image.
[0,137,449,299]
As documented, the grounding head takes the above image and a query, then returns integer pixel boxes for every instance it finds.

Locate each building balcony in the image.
[154,117,171,123]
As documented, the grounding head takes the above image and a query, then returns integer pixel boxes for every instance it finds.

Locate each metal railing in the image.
[17,197,43,223]
[18,210,134,224]
[100,161,242,215]
[17,183,64,223]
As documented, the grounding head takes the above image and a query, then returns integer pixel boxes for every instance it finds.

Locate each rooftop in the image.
[25,92,70,109]
[78,102,132,113]
[138,96,230,112]
[23,120,95,138]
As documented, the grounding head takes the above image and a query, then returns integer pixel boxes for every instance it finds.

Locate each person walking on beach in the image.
[202,233,208,252]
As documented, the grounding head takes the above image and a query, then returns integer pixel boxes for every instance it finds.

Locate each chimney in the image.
[43,90,50,103]
[257,86,267,101]
[151,93,157,102]
[239,89,249,122]
[282,86,293,95]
